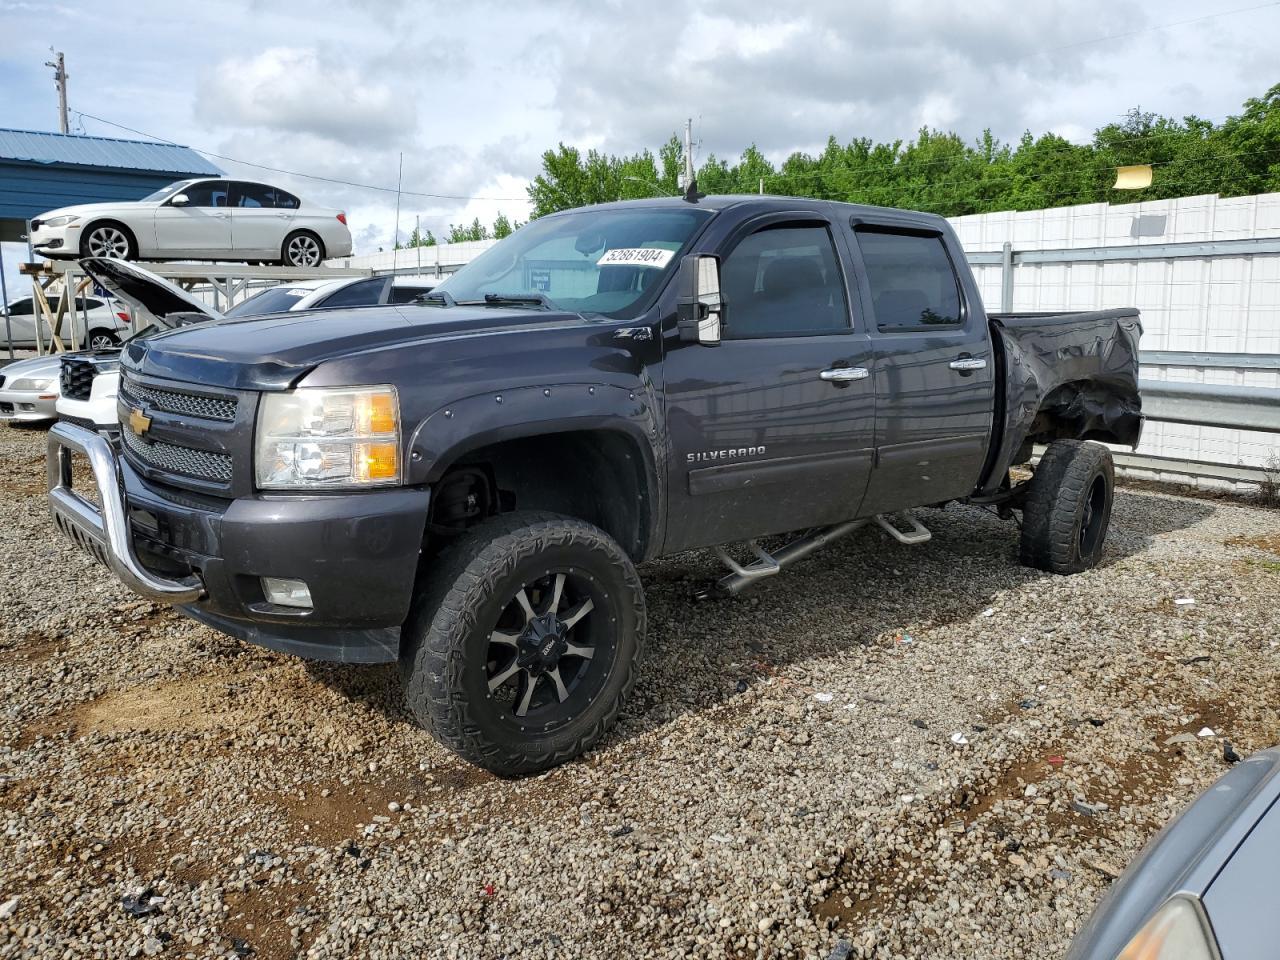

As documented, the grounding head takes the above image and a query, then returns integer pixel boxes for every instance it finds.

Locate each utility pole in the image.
[45,51,69,135]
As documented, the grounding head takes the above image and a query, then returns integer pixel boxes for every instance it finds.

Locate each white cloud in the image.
[195,46,411,147]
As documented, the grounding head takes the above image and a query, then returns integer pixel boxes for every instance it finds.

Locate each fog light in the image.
[261,576,312,609]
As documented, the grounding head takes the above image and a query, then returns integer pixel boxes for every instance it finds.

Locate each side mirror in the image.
[675,254,723,345]
[169,193,190,207]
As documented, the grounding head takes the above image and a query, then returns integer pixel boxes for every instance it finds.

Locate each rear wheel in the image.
[81,222,137,260]
[281,231,324,267]
[400,511,645,776]
[1019,439,1114,574]
[86,328,120,350]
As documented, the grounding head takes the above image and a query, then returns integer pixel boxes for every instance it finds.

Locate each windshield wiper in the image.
[475,292,554,310]
[418,290,457,307]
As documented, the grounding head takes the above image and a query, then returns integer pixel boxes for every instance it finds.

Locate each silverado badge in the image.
[128,407,152,436]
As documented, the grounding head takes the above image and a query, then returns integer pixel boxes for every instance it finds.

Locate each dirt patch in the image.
[18,673,256,747]
[1228,532,1280,554]
[224,879,318,960]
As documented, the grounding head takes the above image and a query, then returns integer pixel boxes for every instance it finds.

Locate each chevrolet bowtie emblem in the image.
[128,407,152,436]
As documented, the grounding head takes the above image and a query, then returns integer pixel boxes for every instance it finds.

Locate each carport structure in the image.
[0,128,220,354]
[0,128,219,244]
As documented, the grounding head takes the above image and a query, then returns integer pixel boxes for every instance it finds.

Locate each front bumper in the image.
[46,422,430,663]
[31,223,78,259]
[56,390,118,430]
[0,386,59,422]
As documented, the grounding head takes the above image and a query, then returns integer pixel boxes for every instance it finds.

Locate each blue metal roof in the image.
[0,128,220,176]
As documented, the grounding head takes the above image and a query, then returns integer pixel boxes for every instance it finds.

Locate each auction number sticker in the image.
[597,247,674,268]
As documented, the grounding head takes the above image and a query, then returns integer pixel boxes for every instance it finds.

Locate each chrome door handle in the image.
[820,367,870,382]
[949,357,987,371]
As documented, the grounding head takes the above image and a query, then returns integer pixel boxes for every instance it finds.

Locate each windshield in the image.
[224,286,313,318]
[434,206,712,319]
[139,180,198,202]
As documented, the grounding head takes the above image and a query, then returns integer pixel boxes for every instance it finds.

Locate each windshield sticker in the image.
[596,247,675,269]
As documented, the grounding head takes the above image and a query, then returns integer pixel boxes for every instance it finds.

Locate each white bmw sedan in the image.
[30,178,353,266]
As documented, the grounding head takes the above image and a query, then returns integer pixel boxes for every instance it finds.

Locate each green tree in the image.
[404,226,436,248]
[446,217,490,243]
[524,84,1280,218]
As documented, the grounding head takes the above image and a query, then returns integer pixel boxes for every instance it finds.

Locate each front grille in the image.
[122,428,233,483]
[57,414,97,432]
[121,377,237,422]
[60,359,96,401]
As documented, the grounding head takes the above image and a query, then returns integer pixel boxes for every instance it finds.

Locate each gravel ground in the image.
[2,422,1279,960]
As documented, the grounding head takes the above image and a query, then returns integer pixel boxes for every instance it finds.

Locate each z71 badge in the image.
[686,446,766,464]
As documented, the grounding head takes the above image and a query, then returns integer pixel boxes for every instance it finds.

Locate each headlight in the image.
[41,215,79,228]
[255,386,401,489]
[1117,896,1218,960]
[9,377,54,391]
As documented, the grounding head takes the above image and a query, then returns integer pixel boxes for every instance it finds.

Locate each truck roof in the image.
[570,194,951,226]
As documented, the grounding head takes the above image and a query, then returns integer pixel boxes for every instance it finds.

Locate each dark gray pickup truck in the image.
[48,196,1142,774]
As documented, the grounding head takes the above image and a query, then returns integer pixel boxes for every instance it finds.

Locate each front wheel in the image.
[81,222,137,260]
[281,231,324,267]
[400,511,645,776]
[1019,439,1115,574]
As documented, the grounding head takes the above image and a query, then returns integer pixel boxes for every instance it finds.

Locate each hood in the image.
[35,201,147,223]
[0,353,64,379]
[80,257,221,324]
[123,304,595,391]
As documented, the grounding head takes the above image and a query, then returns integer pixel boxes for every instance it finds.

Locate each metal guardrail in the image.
[1140,379,1280,433]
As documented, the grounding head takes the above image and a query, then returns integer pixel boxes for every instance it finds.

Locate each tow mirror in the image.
[169,193,190,206]
[676,254,722,345]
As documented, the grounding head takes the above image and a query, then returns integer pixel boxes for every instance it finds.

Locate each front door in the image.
[153,180,232,257]
[662,219,876,553]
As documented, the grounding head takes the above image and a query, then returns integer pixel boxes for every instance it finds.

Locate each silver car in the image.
[1069,747,1280,959]
[0,354,63,422]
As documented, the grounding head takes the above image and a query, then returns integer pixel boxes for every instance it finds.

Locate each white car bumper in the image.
[55,370,120,430]
[0,383,59,422]
[30,221,82,259]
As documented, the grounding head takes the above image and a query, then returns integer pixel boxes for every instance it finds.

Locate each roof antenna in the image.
[681,117,704,203]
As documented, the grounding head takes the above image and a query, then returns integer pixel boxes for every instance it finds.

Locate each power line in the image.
[71,108,529,204]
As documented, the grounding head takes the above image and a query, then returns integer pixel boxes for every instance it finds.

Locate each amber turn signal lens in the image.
[357,392,398,435]
[357,442,399,482]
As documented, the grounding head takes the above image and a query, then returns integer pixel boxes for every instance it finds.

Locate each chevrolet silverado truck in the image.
[47,197,1142,775]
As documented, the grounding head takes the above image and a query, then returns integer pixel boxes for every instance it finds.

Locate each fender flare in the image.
[405,382,665,554]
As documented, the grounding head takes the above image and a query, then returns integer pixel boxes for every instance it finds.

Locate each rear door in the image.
[662,215,876,552]
[843,220,995,514]
[153,180,233,256]
[229,182,291,258]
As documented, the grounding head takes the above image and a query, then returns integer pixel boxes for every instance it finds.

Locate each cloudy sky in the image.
[1,0,1278,292]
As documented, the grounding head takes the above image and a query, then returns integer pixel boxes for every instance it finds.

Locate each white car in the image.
[0,354,63,423]
[222,275,441,318]
[3,293,132,349]
[30,178,353,267]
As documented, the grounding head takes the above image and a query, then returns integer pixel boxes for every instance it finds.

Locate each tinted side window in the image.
[721,225,849,339]
[274,190,300,210]
[232,182,277,208]
[180,181,230,208]
[317,278,387,308]
[856,229,962,329]
[389,284,433,304]
[7,298,33,316]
